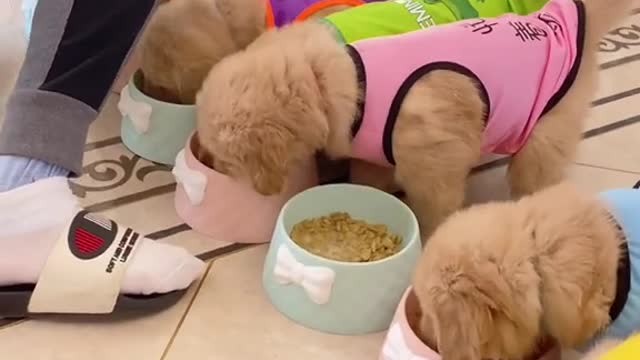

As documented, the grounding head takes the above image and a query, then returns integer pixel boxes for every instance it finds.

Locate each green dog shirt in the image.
[323,0,550,43]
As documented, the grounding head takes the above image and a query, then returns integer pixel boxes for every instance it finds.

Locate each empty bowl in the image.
[263,184,422,335]
[119,70,196,165]
[379,287,562,360]
[173,134,318,243]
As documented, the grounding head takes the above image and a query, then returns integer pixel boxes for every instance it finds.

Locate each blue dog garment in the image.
[598,188,640,340]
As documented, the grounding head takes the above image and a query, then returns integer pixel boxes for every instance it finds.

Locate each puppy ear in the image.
[223,124,290,196]
[431,260,539,360]
[246,129,289,196]
[428,263,500,360]
[432,293,483,360]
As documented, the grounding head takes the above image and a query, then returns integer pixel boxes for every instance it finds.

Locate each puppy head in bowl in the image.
[195,39,333,196]
[139,0,240,104]
[389,288,557,360]
[412,202,544,360]
[190,125,298,193]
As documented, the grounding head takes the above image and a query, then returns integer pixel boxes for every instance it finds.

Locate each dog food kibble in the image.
[290,212,402,262]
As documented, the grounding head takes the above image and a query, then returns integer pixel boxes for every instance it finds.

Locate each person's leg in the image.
[1,0,159,181]
[0,0,204,305]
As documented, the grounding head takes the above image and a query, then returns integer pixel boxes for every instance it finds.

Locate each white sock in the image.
[0,177,205,295]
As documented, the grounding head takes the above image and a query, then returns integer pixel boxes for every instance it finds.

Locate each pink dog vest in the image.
[348,0,585,166]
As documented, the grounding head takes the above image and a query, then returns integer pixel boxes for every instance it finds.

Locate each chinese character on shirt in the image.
[464,19,499,35]
[509,21,548,42]
[537,12,563,33]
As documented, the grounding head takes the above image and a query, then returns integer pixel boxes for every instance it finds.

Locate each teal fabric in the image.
[120,72,196,166]
[263,184,421,335]
[598,189,640,340]
[22,0,38,39]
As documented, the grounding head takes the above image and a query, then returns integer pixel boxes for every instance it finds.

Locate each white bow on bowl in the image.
[172,150,207,206]
[382,324,428,360]
[274,245,336,305]
[118,84,152,134]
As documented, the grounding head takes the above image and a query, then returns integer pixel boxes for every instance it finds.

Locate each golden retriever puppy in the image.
[413,182,640,360]
[138,0,263,104]
[195,0,632,235]
[138,0,358,104]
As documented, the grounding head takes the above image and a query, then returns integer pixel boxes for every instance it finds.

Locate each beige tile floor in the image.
[1,4,640,359]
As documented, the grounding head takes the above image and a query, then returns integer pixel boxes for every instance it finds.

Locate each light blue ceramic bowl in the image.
[263,184,421,336]
[120,71,196,165]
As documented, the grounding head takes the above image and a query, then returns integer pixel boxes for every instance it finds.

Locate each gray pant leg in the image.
[0,0,157,175]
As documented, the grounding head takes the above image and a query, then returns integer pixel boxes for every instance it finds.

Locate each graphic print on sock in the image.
[68,211,118,260]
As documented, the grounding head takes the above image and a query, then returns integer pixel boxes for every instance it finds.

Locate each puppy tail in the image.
[582,0,634,45]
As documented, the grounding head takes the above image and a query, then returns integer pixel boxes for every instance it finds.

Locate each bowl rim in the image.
[276,183,421,267]
[183,132,228,176]
[395,287,442,360]
[128,69,196,109]
[181,132,318,198]
[182,132,268,186]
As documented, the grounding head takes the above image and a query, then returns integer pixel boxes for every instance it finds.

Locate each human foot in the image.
[0,177,205,316]
[0,155,69,192]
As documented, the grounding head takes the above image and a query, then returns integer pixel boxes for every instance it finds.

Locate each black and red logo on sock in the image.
[68,211,118,260]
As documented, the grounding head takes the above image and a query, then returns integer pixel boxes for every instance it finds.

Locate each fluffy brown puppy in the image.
[412,181,633,360]
[139,0,353,104]
[196,0,632,235]
[138,0,263,104]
